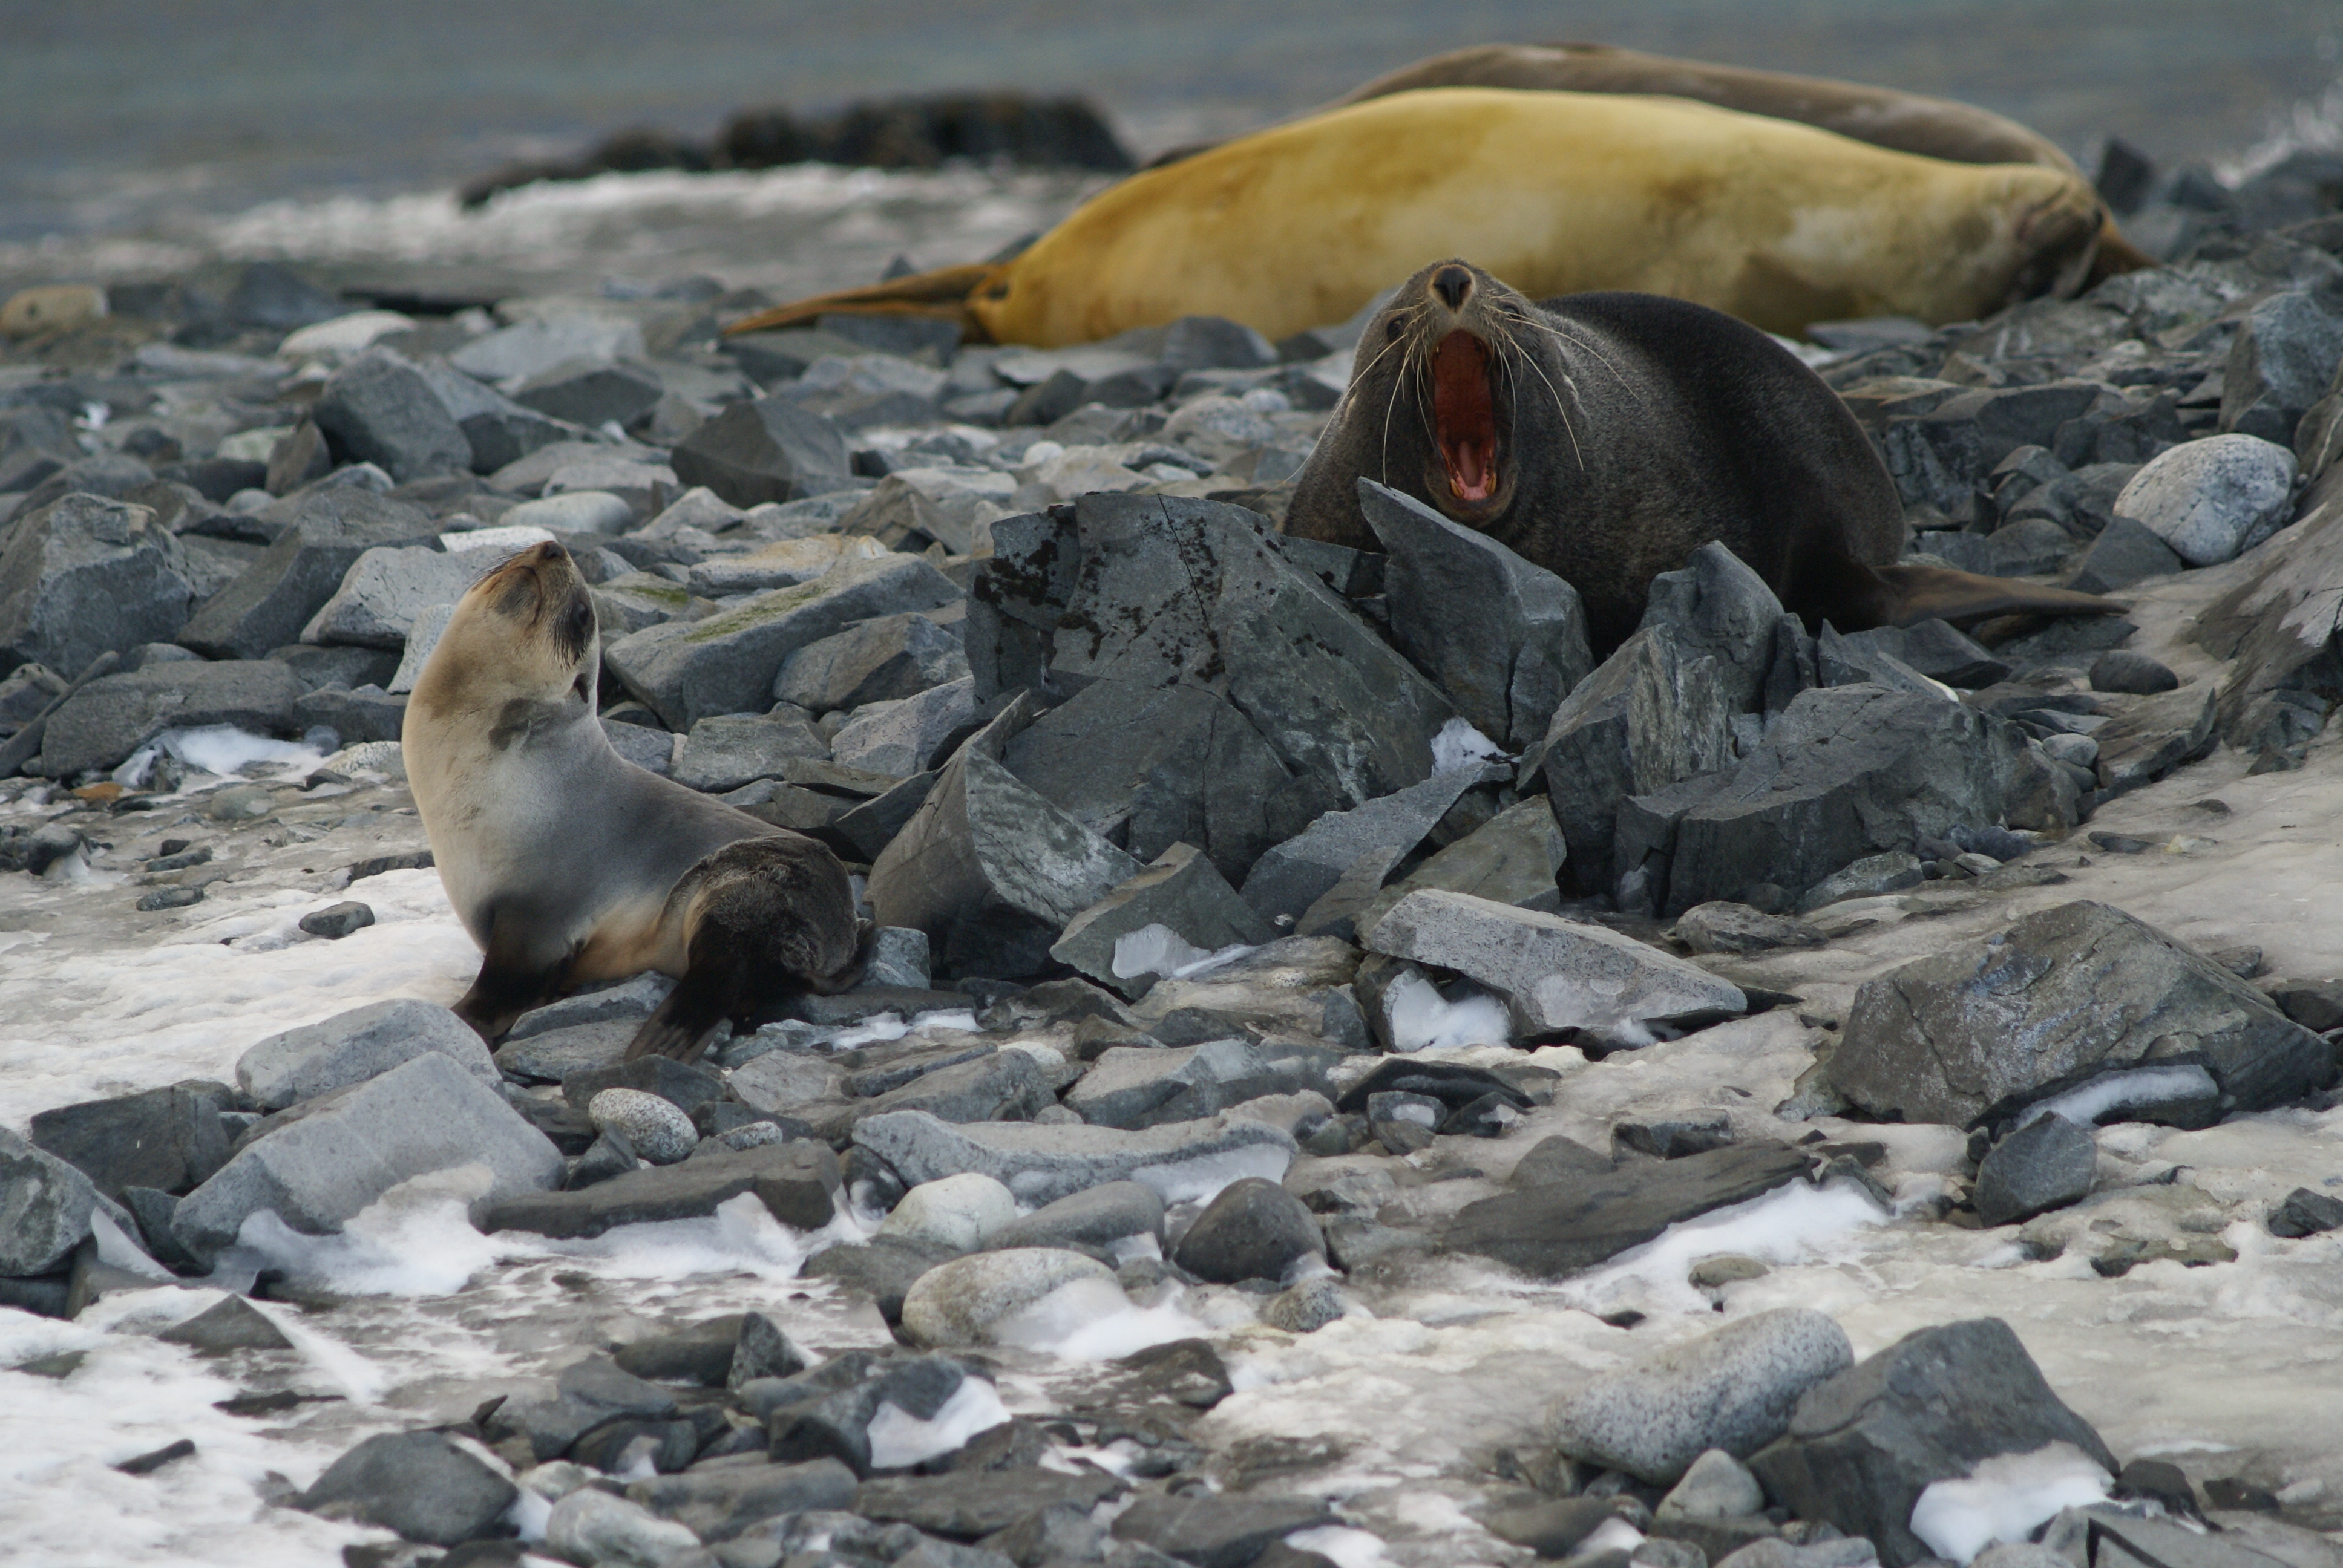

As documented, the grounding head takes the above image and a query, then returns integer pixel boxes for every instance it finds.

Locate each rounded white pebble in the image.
[879,1172,1018,1253]
[588,1088,697,1165]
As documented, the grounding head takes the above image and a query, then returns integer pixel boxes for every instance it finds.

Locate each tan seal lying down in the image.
[402,541,864,1063]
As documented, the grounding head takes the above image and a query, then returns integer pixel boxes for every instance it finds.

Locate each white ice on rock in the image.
[863,1375,1011,1469]
[1909,1442,2114,1563]
[113,724,328,791]
[990,1275,1210,1361]
[1430,717,1504,774]
[1112,923,1256,982]
[2017,1065,2220,1129]
[1383,970,1512,1051]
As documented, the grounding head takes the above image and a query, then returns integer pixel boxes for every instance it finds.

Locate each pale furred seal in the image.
[1285,258,2118,653]
[401,541,863,1062]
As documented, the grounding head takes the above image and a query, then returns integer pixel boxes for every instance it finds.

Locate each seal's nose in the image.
[1433,264,1473,310]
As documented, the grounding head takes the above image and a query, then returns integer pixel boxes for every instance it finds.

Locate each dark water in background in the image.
[1,0,2339,296]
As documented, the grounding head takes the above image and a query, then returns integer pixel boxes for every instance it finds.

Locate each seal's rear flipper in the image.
[721,262,1000,339]
[623,967,736,1065]
[1860,562,2123,630]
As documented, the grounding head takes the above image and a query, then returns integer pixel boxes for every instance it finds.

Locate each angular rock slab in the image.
[1352,793,1567,941]
[1552,1308,1855,1483]
[295,1430,517,1547]
[604,549,960,731]
[1064,1039,1323,1130]
[29,1081,233,1201]
[237,997,500,1112]
[2191,463,2343,758]
[1357,477,1591,748]
[1749,1318,2117,1568]
[0,1125,104,1275]
[1611,683,2027,918]
[481,1140,839,1238]
[0,494,194,681]
[1240,766,1486,923]
[853,1108,1296,1207]
[1827,900,2333,1129]
[179,488,439,662]
[173,1052,564,1261]
[300,545,487,648]
[1443,1141,1811,1278]
[39,658,305,776]
[310,347,474,483]
[1365,889,1744,1034]
[669,394,853,508]
[867,695,1142,978]
[1050,843,1276,999]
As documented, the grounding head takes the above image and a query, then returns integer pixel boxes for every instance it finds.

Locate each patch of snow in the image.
[865,1375,1011,1469]
[1909,1442,2112,1563]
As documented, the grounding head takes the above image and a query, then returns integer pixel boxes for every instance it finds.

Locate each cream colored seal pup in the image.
[402,541,863,1062]
[726,85,2106,345]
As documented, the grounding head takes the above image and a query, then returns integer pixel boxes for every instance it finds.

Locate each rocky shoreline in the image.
[5,139,2343,1568]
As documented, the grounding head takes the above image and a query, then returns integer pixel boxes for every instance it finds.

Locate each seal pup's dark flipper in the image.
[1858,561,2124,630]
[722,262,999,339]
[453,903,572,1045]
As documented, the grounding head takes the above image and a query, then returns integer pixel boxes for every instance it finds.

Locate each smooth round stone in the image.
[206,783,274,821]
[898,1247,1118,1347]
[1170,1177,1322,1285]
[1687,1254,1771,1290]
[587,1088,697,1165]
[501,489,635,535]
[298,900,374,939]
[1262,1275,1348,1334]
[2112,434,2296,567]
[2038,732,2099,769]
[879,1172,1017,1253]
[1550,1307,1855,1483]
[2088,650,2180,696]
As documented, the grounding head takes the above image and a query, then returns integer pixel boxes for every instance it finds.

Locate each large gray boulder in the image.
[773,610,969,713]
[38,658,305,775]
[300,546,487,648]
[829,675,974,779]
[0,1125,104,1275]
[1827,900,2333,1128]
[1050,843,1277,998]
[672,711,828,793]
[1357,478,1591,748]
[310,347,475,483]
[1748,1319,2117,1568]
[236,998,501,1112]
[179,488,438,661]
[604,550,960,730]
[668,394,852,507]
[1351,794,1567,941]
[172,1051,564,1261]
[296,1431,517,1546]
[853,1108,1296,1207]
[2114,434,2298,567]
[2191,464,2343,760]
[2220,287,2343,447]
[1365,889,1745,1034]
[866,696,1143,978]
[1239,766,1487,923]
[1611,684,2027,917]
[28,1081,234,1200]
[0,495,194,679]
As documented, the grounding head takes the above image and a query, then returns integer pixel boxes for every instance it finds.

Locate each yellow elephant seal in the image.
[727,87,2105,347]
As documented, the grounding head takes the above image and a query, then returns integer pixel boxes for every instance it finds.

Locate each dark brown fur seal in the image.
[1285,259,2119,654]
[402,541,866,1063]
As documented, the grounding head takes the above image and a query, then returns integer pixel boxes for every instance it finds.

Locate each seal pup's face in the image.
[408,540,600,750]
[1357,258,1568,528]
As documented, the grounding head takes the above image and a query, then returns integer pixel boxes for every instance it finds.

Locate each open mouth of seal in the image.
[1432,330,1501,505]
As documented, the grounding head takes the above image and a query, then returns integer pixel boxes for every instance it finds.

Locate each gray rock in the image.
[627,1458,856,1544]
[669,395,851,508]
[773,611,969,713]
[480,1139,837,1238]
[300,546,485,648]
[1973,1114,2096,1226]
[1050,844,1276,998]
[1111,1492,1335,1568]
[1748,1318,2118,1568]
[385,600,456,695]
[605,550,960,731]
[1659,1449,1768,1521]
[1365,889,1744,1033]
[506,974,674,1042]
[29,1081,232,1201]
[560,1055,726,1113]
[1817,624,1947,697]
[2089,650,2180,695]
[513,356,664,428]
[173,1052,564,1261]
[879,1172,1018,1252]
[727,1048,847,1116]
[0,495,194,679]
[836,468,1015,556]
[237,998,499,1112]
[600,713,677,776]
[1240,767,1484,923]
[452,315,646,381]
[293,684,405,744]
[1613,684,2030,917]
[156,1295,294,1353]
[296,1431,516,1547]
[179,488,438,661]
[1170,1175,1320,1283]
[310,348,474,483]
[986,1180,1165,1253]
[1795,852,1926,913]
[1553,1308,1855,1483]
[505,489,635,535]
[2114,434,2298,567]
[2220,288,2343,446]
[853,1108,1296,1207]
[0,1126,103,1275]
[1714,1541,1877,1568]
[226,261,349,330]
[862,926,931,990]
[1357,478,1592,747]
[38,658,305,776]
[1444,1140,1812,1278]
[1064,1039,1322,1129]
[589,1088,700,1165]
[1674,902,1826,956]
[1529,624,1742,895]
[1834,619,2008,691]
[854,1463,1124,1540]
[831,676,974,778]
[1828,900,2333,1128]
[671,711,827,792]
[867,696,1143,979]
[1350,794,1567,941]
[2067,515,2186,594]
[851,1049,1054,1128]
[545,1487,701,1567]
[1639,541,1788,712]
[897,1247,1119,1347]
[2189,465,2343,760]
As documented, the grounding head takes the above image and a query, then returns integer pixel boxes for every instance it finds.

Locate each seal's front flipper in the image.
[721,262,1000,339]
[623,962,737,1065]
[453,904,568,1045]
[1860,562,2123,630]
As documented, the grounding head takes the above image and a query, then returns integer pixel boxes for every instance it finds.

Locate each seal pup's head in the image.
[1351,258,1573,530]
[405,540,600,753]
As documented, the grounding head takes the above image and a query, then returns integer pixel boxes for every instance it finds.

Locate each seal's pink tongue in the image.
[1432,330,1498,503]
